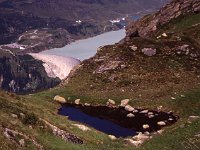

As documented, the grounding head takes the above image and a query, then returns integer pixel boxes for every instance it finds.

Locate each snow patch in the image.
[29,53,81,80]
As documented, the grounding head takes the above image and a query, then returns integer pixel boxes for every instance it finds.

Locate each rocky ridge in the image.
[126,0,200,39]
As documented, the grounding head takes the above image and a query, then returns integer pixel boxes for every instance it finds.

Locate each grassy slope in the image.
[0,13,200,150]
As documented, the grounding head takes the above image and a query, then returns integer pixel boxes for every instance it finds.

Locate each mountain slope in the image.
[66,0,200,101]
[3,0,169,21]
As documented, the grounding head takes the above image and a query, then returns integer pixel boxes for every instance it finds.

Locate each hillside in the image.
[67,0,200,101]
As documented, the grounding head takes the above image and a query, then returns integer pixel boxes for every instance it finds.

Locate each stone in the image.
[125,105,135,112]
[75,99,80,105]
[125,138,142,147]
[180,95,185,97]
[19,113,25,118]
[140,110,148,114]
[157,129,164,134]
[84,103,90,106]
[127,113,135,118]
[157,121,166,126]
[148,112,154,115]
[120,99,130,107]
[19,139,25,147]
[108,135,117,140]
[171,97,176,100]
[188,116,200,121]
[73,124,90,131]
[108,99,115,105]
[11,114,18,118]
[133,109,139,113]
[133,132,150,140]
[141,48,156,56]
[143,124,150,129]
[54,95,66,103]
[148,114,155,118]
[129,45,138,51]
[162,33,167,37]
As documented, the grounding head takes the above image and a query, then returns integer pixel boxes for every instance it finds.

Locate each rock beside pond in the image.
[125,138,142,147]
[108,135,117,140]
[120,99,130,107]
[107,99,116,105]
[84,103,90,106]
[133,132,151,141]
[73,124,90,131]
[125,105,134,112]
[75,99,80,105]
[142,124,150,129]
[140,110,148,114]
[127,113,135,118]
[157,121,166,126]
[54,95,67,103]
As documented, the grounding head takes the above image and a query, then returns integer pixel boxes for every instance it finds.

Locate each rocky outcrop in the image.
[41,119,83,144]
[3,127,43,149]
[126,0,200,39]
[0,51,60,94]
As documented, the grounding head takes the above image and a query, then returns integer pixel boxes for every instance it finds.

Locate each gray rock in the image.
[75,99,80,105]
[125,105,135,112]
[157,121,166,126]
[11,114,18,118]
[54,95,66,103]
[127,113,135,118]
[19,139,25,147]
[142,124,150,129]
[141,48,156,56]
[120,99,130,107]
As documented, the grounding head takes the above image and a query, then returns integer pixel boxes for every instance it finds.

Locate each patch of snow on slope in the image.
[29,53,81,80]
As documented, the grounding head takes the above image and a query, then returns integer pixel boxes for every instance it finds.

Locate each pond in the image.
[58,104,178,138]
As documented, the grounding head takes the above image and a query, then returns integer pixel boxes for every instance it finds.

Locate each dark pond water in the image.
[58,106,136,137]
[58,104,178,138]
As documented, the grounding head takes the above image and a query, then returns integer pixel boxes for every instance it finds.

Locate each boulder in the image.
[188,115,200,121]
[54,95,66,103]
[120,99,130,107]
[75,99,80,105]
[157,121,166,126]
[125,138,142,147]
[72,124,90,131]
[108,135,117,140]
[84,103,90,106]
[133,132,150,140]
[140,110,148,114]
[142,124,150,129]
[129,45,138,51]
[125,105,135,112]
[127,113,135,118]
[107,99,116,105]
[19,139,25,147]
[141,48,156,56]
[11,114,18,118]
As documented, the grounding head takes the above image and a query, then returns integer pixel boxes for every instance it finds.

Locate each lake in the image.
[41,29,126,61]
